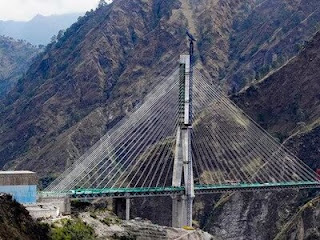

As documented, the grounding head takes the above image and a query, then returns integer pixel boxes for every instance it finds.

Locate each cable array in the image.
[46,64,319,193]
[191,68,318,185]
[47,67,180,192]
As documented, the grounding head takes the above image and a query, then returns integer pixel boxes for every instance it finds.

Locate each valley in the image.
[0,0,319,239]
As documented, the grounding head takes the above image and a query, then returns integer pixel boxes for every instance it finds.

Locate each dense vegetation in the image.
[0,194,97,240]
[50,219,96,240]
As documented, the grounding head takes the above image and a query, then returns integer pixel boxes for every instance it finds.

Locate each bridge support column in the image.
[172,195,185,227]
[113,198,128,220]
[172,54,195,227]
[125,198,131,221]
[185,196,194,227]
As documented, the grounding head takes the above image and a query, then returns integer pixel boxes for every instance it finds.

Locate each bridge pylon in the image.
[172,54,195,227]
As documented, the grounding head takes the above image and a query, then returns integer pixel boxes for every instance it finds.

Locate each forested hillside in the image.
[0,194,49,240]
[0,36,40,96]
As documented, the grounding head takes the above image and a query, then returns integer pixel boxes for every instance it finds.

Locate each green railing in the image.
[39,181,319,198]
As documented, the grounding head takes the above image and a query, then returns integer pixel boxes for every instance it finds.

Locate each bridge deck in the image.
[40,181,320,199]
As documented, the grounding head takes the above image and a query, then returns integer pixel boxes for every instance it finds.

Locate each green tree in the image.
[50,35,57,43]
[57,30,65,40]
[98,0,107,8]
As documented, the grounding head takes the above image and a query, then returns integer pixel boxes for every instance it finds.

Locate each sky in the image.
[0,0,108,21]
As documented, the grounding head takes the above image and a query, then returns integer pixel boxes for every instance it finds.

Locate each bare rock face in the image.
[200,192,292,240]
[285,197,320,240]
[194,191,320,240]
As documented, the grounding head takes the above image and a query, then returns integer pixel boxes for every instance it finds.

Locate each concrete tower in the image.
[172,54,195,227]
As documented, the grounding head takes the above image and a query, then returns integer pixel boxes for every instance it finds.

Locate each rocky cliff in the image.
[196,191,320,240]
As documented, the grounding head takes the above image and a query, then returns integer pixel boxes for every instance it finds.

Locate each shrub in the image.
[50,219,96,240]
[90,212,97,219]
[100,217,121,226]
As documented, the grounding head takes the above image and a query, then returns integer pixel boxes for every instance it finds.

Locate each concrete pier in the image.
[172,195,186,227]
[126,198,131,221]
[113,198,131,220]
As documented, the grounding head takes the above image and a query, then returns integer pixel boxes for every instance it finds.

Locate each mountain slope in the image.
[197,190,320,240]
[191,0,320,91]
[0,13,82,45]
[0,36,40,96]
[0,0,186,178]
[232,31,320,170]
[0,1,319,239]
[1,0,320,182]
[196,23,320,240]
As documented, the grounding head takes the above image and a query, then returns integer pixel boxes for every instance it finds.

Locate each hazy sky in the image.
[0,0,108,21]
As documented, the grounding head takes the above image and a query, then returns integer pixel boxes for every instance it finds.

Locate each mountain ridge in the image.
[0,13,83,45]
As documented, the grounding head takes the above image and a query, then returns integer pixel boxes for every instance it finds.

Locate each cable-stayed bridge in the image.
[42,53,320,227]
